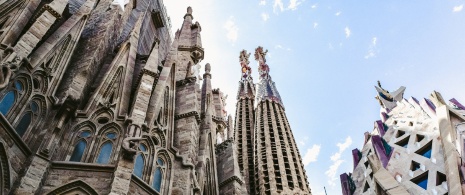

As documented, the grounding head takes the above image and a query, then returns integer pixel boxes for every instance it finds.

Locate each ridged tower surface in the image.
[252,47,311,195]
[235,49,257,194]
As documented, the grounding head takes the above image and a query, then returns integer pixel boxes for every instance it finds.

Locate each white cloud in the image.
[273,0,284,13]
[261,13,270,21]
[311,3,317,9]
[259,0,266,5]
[453,4,463,12]
[365,36,378,59]
[288,0,302,10]
[223,16,239,43]
[325,159,344,186]
[303,144,321,166]
[274,44,291,51]
[313,22,318,28]
[344,27,351,38]
[325,136,352,186]
[335,11,341,16]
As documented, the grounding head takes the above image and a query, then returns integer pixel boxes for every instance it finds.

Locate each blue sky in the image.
[163,1,465,194]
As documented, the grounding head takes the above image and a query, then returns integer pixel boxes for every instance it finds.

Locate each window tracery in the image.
[0,80,23,115]
[96,131,117,164]
[70,130,92,162]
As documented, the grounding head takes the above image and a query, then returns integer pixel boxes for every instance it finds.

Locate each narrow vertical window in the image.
[70,140,87,162]
[96,132,117,164]
[15,101,39,137]
[0,81,23,115]
[153,157,165,192]
[133,144,147,178]
[69,131,91,162]
[96,142,113,164]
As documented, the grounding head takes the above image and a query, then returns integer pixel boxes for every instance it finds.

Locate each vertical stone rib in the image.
[279,105,309,192]
[234,97,255,194]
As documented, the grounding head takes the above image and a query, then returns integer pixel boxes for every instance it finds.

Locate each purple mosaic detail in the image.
[412,97,420,105]
[352,149,361,170]
[450,98,465,110]
[340,173,352,195]
[372,135,392,168]
[381,112,388,121]
[424,98,436,113]
[376,120,386,136]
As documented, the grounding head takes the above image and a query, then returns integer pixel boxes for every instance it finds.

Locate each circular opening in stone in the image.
[97,117,109,124]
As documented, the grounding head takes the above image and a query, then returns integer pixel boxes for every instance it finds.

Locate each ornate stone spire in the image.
[239,49,252,80]
[254,46,283,107]
[236,50,255,100]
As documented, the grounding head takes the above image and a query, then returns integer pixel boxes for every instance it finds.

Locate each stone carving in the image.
[239,50,251,79]
[0,54,20,89]
[122,124,143,160]
[254,46,269,78]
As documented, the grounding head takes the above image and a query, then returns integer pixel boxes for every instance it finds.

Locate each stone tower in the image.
[238,46,311,194]
[234,49,256,194]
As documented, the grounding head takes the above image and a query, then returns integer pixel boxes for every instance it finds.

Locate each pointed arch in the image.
[0,141,11,192]
[65,121,97,162]
[92,122,122,164]
[16,95,47,142]
[46,180,98,195]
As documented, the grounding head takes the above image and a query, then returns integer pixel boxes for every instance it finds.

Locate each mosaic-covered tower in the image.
[340,82,465,195]
[251,46,311,194]
[234,49,256,194]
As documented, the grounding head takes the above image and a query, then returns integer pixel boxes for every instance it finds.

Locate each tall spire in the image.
[237,49,255,100]
[254,46,283,107]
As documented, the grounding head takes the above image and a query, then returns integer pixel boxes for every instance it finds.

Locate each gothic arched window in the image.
[70,131,92,162]
[0,81,23,115]
[152,157,166,192]
[15,101,40,137]
[96,132,117,164]
[133,143,148,179]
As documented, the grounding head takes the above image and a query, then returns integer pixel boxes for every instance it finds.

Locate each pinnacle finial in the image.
[205,63,211,73]
[184,6,193,20]
[254,46,270,79]
[239,50,251,79]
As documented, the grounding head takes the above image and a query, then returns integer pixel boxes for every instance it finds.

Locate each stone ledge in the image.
[174,111,201,124]
[50,161,115,172]
[218,175,244,187]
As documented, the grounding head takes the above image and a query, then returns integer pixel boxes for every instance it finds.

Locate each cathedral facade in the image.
[340,84,465,195]
[0,0,311,194]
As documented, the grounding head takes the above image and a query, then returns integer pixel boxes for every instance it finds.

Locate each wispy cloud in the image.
[223,16,239,44]
[273,0,284,13]
[325,136,352,186]
[288,0,302,10]
[365,37,378,59]
[311,3,317,9]
[313,22,318,29]
[261,13,270,21]
[335,11,341,16]
[303,144,321,166]
[275,44,291,51]
[344,27,351,38]
[453,4,463,12]
[259,0,266,5]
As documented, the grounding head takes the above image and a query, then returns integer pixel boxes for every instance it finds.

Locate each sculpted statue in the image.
[239,50,251,79]
[0,50,20,89]
[122,124,143,160]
